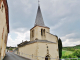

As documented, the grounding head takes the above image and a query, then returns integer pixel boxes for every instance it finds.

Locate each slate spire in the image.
[34,2,45,27]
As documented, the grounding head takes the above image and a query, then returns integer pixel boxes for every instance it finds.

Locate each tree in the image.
[58,38,62,58]
[73,49,80,58]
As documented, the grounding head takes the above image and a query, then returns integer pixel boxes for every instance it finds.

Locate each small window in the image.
[32,30,34,37]
[41,29,43,36]
[41,29,45,36]
[43,29,45,36]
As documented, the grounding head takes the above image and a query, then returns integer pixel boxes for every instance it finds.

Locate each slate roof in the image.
[34,5,46,27]
[18,40,56,47]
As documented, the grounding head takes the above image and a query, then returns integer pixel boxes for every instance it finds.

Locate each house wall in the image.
[0,1,8,60]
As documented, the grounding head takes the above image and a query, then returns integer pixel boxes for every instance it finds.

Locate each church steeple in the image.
[34,1,45,27]
[30,1,50,41]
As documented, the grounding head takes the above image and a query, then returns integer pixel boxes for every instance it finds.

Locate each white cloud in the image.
[7,35,16,47]
[7,0,80,47]
[50,17,67,30]
[7,28,30,47]
[60,33,80,47]
[15,30,30,41]
[63,39,80,47]
[20,0,32,14]
[60,33,76,41]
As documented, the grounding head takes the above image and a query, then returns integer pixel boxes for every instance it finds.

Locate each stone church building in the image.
[17,4,59,60]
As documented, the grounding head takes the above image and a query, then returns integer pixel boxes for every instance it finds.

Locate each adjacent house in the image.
[0,0,9,60]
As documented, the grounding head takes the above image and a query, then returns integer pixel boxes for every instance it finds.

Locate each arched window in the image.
[43,29,45,36]
[45,55,50,60]
[41,29,43,36]
[41,29,46,36]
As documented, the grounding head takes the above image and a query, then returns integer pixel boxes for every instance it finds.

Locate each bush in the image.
[62,54,78,58]
[70,48,75,51]
[62,49,80,58]
[73,49,80,58]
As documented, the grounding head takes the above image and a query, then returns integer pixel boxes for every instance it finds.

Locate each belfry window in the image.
[43,29,45,36]
[41,29,45,36]
[41,29,43,36]
[32,30,34,37]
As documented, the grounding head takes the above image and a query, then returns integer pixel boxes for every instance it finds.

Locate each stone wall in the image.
[30,26,50,41]
[37,42,59,60]
[17,41,59,60]
[18,43,37,59]
[0,1,9,60]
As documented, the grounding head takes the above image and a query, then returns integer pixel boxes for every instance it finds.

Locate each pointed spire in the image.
[34,1,45,27]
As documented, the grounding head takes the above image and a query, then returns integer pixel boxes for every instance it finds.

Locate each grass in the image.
[62,50,73,56]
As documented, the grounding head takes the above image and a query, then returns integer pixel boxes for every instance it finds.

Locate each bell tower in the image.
[30,1,50,41]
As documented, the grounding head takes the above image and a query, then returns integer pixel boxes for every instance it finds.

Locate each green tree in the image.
[62,54,78,58]
[73,49,80,58]
[58,38,62,58]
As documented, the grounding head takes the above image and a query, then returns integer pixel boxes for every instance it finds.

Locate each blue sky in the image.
[7,0,80,47]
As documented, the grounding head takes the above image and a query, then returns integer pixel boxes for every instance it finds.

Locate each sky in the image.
[7,0,80,47]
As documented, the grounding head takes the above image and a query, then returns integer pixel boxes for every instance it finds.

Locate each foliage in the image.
[58,38,62,58]
[62,50,73,56]
[62,49,80,58]
[63,45,80,51]
[73,50,80,58]
[6,47,16,51]
[62,54,78,58]
[62,45,80,58]
[63,47,75,51]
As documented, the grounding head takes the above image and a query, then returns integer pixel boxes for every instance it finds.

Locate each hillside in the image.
[62,50,73,56]
[62,45,80,58]
[63,45,80,51]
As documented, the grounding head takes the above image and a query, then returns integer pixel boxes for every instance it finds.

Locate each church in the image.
[17,3,59,60]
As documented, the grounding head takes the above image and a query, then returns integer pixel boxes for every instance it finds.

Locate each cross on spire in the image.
[38,0,40,6]
[34,0,45,27]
